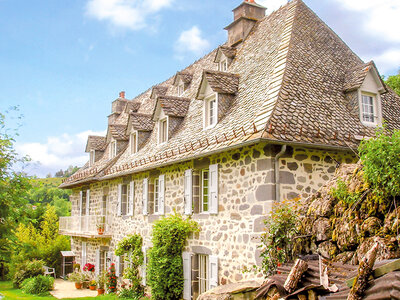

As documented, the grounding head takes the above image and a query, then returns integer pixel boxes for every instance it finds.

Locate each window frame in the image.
[203,93,218,129]
[153,178,160,214]
[200,169,209,213]
[120,184,129,216]
[198,254,209,294]
[178,81,185,96]
[219,59,228,72]
[130,132,138,154]
[89,150,96,166]
[360,93,377,125]
[159,118,168,144]
[110,139,117,159]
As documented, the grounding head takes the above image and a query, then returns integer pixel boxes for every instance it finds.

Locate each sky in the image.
[0,0,399,177]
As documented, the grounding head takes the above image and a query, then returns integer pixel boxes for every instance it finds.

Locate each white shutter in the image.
[184,170,193,215]
[81,242,87,267]
[182,252,192,300]
[209,164,219,214]
[86,189,90,215]
[115,256,121,277]
[95,249,100,276]
[159,175,165,215]
[117,184,122,216]
[129,181,135,216]
[141,246,147,286]
[209,255,219,290]
[142,179,148,215]
[79,191,83,216]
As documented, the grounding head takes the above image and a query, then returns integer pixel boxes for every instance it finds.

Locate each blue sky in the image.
[0,0,399,177]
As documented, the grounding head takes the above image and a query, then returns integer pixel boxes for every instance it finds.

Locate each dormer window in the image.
[178,81,185,96]
[159,118,168,144]
[130,132,137,154]
[204,94,218,129]
[219,59,228,72]
[89,150,95,166]
[361,94,376,124]
[110,139,117,159]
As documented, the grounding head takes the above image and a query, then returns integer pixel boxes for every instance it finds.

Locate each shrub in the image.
[115,234,144,297]
[118,287,142,299]
[21,275,54,295]
[13,260,45,288]
[259,201,299,276]
[330,178,360,205]
[97,270,107,289]
[359,128,400,197]
[147,213,199,300]
[67,271,87,283]
[106,263,117,293]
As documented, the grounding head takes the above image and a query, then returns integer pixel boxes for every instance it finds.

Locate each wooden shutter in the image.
[86,189,90,215]
[142,179,148,215]
[117,184,122,216]
[159,175,165,215]
[209,164,219,214]
[115,256,121,277]
[184,170,193,215]
[79,191,83,216]
[81,242,87,267]
[209,255,219,290]
[141,246,147,286]
[129,181,135,216]
[95,249,100,276]
[182,252,192,300]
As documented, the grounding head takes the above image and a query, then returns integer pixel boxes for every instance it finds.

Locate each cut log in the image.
[347,242,379,300]
[284,259,308,293]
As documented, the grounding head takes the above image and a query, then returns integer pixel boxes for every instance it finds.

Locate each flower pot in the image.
[75,283,83,289]
[97,228,104,235]
[89,285,96,290]
[97,288,105,295]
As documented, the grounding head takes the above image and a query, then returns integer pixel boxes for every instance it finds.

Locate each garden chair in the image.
[43,266,56,278]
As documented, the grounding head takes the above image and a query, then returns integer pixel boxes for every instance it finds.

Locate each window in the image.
[82,242,87,266]
[130,132,137,154]
[90,150,96,166]
[121,184,129,215]
[110,140,117,158]
[80,190,90,216]
[178,82,185,96]
[361,94,375,123]
[204,94,217,128]
[219,59,228,72]
[154,178,160,214]
[101,194,107,216]
[159,118,168,143]
[198,254,209,294]
[200,169,209,213]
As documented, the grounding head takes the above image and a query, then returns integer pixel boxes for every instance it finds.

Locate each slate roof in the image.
[156,96,191,118]
[150,86,168,99]
[108,125,129,141]
[85,136,107,152]
[173,72,193,85]
[129,113,154,132]
[214,46,237,62]
[61,0,400,188]
[125,101,141,113]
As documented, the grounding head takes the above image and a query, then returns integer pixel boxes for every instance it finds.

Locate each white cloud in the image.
[85,0,173,31]
[332,0,400,43]
[257,0,288,13]
[174,26,210,58]
[373,48,400,74]
[16,130,106,177]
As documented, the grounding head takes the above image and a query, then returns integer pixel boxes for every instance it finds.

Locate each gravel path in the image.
[50,279,98,299]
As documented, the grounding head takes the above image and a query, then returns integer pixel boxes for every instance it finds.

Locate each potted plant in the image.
[68,271,85,289]
[97,271,107,295]
[96,223,105,235]
[89,280,97,290]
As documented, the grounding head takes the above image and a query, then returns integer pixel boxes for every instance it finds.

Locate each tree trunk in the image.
[284,259,308,293]
[347,242,379,300]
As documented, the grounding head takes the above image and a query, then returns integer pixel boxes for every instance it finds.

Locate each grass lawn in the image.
[0,282,118,300]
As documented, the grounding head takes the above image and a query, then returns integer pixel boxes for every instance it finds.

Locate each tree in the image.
[385,70,400,96]
[0,111,31,279]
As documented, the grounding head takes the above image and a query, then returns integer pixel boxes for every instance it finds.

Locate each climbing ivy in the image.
[114,234,144,298]
[330,178,360,205]
[147,213,199,300]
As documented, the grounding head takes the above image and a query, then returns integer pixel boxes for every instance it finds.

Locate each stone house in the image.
[59,0,400,299]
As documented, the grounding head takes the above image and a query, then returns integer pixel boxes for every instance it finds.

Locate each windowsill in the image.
[203,123,217,131]
[361,120,379,127]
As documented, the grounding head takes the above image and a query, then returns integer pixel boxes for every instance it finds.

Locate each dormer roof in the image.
[343,61,387,93]
[214,46,237,63]
[153,96,191,120]
[150,86,168,99]
[107,124,129,141]
[85,136,107,153]
[124,101,141,114]
[197,70,240,99]
[173,72,193,86]
[128,113,154,132]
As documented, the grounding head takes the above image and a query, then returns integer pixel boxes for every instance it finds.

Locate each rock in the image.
[336,217,362,252]
[384,207,400,234]
[197,280,262,300]
[312,218,331,242]
[356,237,400,263]
[333,251,356,264]
[307,195,336,217]
[361,217,382,237]
[317,241,338,259]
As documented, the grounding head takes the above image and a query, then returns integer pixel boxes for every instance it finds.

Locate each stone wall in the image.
[68,142,354,295]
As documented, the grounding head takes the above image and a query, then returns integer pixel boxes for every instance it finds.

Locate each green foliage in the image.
[259,201,299,276]
[10,206,71,277]
[147,214,199,300]
[12,260,45,288]
[21,275,54,296]
[385,70,400,96]
[359,128,400,197]
[67,271,87,284]
[107,263,118,293]
[115,234,144,296]
[96,270,107,289]
[330,178,360,205]
[118,287,142,299]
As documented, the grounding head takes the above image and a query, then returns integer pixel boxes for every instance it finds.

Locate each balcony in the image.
[59,215,111,238]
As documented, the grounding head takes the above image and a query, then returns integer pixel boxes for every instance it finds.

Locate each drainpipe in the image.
[275,145,287,202]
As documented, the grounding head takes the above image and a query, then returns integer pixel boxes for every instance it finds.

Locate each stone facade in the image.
[69,142,355,297]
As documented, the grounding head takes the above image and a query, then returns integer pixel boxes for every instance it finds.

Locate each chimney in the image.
[225,0,267,47]
[119,91,125,99]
